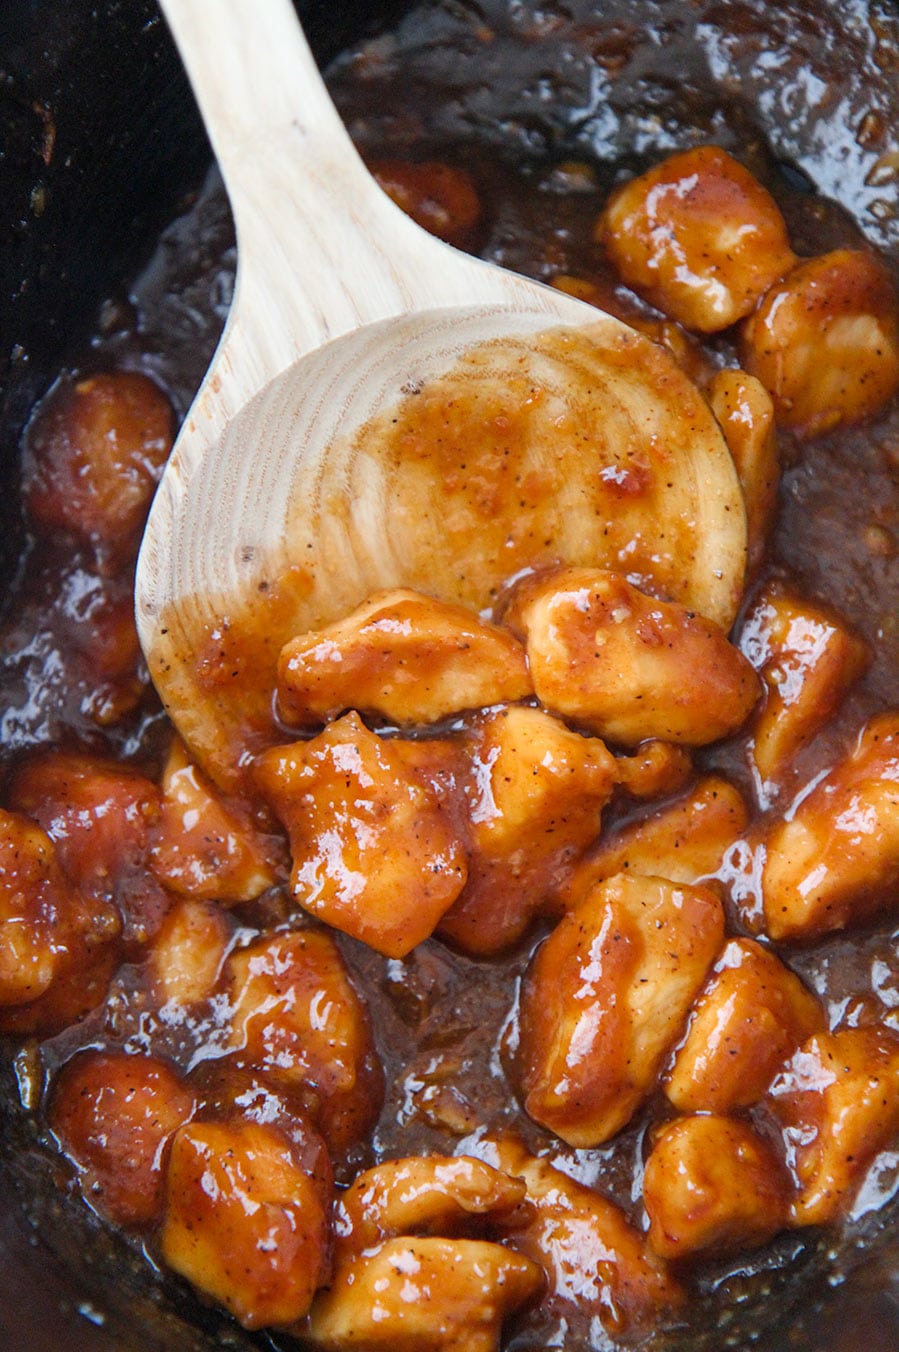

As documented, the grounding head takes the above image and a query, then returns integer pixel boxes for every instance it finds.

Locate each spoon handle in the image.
[159,0,502,404]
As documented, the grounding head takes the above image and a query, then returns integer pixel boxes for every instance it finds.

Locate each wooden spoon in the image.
[136,0,746,789]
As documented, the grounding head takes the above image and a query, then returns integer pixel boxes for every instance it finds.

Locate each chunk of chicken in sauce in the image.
[516,873,725,1146]
[708,368,780,574]
[224,928,383,1155]
[740,248,899,437]
[767,1026,899,1225]
[505,568,760,747]
[0,808,120,1033]
[255,712,467,957]
[438,705,618,954]
[147,896,233,1007]
[20,370,174,563]
[643,1115,790,1259]
[150,737,283,902]
[368,158,483,249]
[759,712,899,940]
[596,146,796,332]
[303,1235,542,1352]
[560,774,749,909]
[277,588,532,729]
[161,1117,333,1329]
[8,750,166,943]
[49,1048,196,1228]
[478,1135,683,1338]
[738,585,870,789]
[335,1155,528,1254]
[665,937,825,1113]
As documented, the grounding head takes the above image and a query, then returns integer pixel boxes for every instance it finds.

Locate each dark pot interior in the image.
[1,2,897,1349]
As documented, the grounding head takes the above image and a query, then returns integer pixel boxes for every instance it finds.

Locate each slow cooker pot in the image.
[1,2,898,1349]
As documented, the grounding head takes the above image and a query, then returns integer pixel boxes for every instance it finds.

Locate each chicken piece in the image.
[643,1115,790,1259]
[612,740,693,802]
[0,808,90,1008]
[0,808,120,1033]
[8,750,166,942]
[596,146,796,333]
[506,568,760,747]
[21,370,174,559]
[304,1236,542,1352]
[148,897,233,1007]
[561,775,749,910]
[369,159,482,249]
[665,937,825,1113]
[151,737,282,903]
[760,713,899,940]
[255,713,467,957]
[708,369,780,573]
[767,1026,899,1225]
[480,1135,682,1338]
[49,1049,195,1228]
[226,928,383,1154]
[189,1060,334,1197]
[738,586,870,787]
[277,588,532,730]
[517,873,724,1146]
[438,705,617,954]
[161,1118,332,1329]
[740,248,899,437]
[336,1156,527,1254]
[4,554,148,728]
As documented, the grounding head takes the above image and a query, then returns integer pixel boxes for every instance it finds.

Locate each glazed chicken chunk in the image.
[0,807,119,1032]
[225,928,382,1154]
[759,712,899,940]
[150,737,281,903]
[596,146,796,332]
[708,368,780,572]
[161,1117,332,1329]
[335,1155,528,1253]
[277,588,532,729]
[506,568,760,747]
[516,872,724,1146]
[665,937,825,1113]
[561,774,749,908]
[21,370,174,560]
[643,1115,790,1259]
[438,704,618,954]
[8,750,165,943]
[147,897,233,1007]
[302,1152,536,1350]
[767,1026,899,1225]
[480,1135,683,1339]
[740,248,899,436]
[369,158,483,249]
[255,711,467,956]
[304,1235,542,1352]
[738,585,869,788]
[49,1049,196,1228]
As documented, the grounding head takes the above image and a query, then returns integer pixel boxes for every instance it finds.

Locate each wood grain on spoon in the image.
[136,0,746,789]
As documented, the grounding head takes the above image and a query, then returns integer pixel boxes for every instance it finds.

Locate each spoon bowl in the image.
[137,0,747,788]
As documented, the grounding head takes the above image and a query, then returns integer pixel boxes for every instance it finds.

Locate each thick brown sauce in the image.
[1,1,898,1349]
